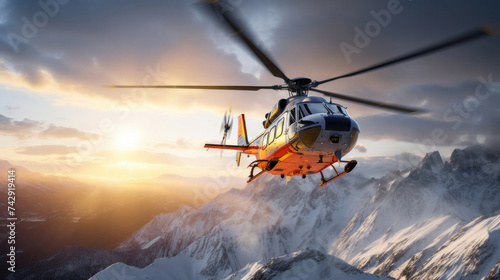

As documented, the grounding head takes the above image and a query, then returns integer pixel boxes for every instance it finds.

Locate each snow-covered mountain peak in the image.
[90,145,500,280]
[222,248,395,280]
[405,151,444,185]
[418,151,443,171]
[448,144,500,175]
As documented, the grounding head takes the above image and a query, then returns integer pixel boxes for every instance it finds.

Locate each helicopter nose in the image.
[294,125,320,148]
[324,115,351,132]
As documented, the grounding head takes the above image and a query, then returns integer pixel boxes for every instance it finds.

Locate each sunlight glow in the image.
[116,128,139,150]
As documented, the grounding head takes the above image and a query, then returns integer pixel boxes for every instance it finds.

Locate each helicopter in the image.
[106,1,495,186]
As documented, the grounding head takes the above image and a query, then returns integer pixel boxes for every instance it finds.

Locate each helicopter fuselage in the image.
[247,95,360,177]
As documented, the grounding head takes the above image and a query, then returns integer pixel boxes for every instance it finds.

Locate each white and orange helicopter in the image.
[107,1,495,186]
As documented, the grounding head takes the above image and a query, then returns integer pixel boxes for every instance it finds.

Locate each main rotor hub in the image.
[288,77,313,96]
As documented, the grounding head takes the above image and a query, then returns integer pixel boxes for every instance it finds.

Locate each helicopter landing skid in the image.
[319,160,357,187]
[247,160,268,183]
[319,167,346,187]
[247,170,265,183]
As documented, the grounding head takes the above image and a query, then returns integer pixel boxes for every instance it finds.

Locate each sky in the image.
[0,0,499,182]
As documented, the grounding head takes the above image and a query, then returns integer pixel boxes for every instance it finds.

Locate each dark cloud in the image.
[0,113,99,139]
[353,71,500,145]
[0,0,498,115]
[0,113,42,138]
[0,0,284,114]
[356,81,500,146]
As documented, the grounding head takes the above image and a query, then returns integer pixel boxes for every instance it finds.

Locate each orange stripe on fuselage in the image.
[256,139,338,176]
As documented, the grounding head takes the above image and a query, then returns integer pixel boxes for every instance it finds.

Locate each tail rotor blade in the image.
[228,117,234,137]
[218,105,235,158]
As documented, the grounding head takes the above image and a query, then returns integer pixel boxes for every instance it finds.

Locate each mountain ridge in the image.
[8,145,500,280]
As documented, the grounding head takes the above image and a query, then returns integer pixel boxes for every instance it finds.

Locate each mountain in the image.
[90,171,373,279]
[92,248,394,280]
[8,145,499,279]
[0,161,203,278]
[333,145,500,279]
[90,145,500,280]
[222,248,395,280]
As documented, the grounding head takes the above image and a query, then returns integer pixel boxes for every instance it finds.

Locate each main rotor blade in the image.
[310,88,425,114]
[316,27,495,86]
[195,1,289,83]
[104,85,283,91]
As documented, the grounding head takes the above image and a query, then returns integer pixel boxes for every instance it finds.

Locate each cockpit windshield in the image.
[297,102,348,119]
[325,103,348,116]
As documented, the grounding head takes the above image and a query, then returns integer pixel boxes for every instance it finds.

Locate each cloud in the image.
[355,144,367,153]
[0,0,498,179]
[17,145,76,156]
[44,146,248,180]
[4,105,20,110]
[0,114,43,138]
[354,77,500,147]
[0,113,99,140]
[351,152,423,178]
[93,150,180,165]
[0,0,286,116]
[154,138,199,150]
[0,0,497,118]
[39,124,98,140]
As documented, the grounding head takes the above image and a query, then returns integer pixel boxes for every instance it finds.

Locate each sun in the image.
[115,127,139,150]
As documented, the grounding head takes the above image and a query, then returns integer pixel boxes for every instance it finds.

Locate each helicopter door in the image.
[286,108,300,151]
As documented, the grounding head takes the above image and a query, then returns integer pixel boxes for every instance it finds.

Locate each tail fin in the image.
[237,114,249,146]
[236,114,249,166]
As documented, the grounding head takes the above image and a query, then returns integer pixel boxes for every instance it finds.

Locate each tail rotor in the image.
[220,105,233,158]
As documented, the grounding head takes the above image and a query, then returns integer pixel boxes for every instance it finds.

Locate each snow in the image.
[412,214,500,279]
[90,145,500,280]
[142,236,162,250]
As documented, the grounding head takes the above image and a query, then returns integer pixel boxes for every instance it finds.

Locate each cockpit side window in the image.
[289,108,296,125]
[269,126,276,144]
[298,106,306,120]
[262,133,268,148]
[276,118,284,138]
